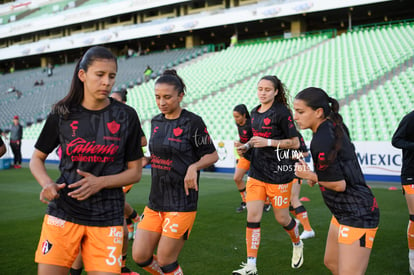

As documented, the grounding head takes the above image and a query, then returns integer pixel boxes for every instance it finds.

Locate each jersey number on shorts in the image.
[106,246,122,266]
[272,196,289,207]
[163,218,178,233]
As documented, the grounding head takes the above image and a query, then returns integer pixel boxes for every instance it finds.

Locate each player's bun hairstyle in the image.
[115,89,128,102]
[233,104,250,119]
[259,75,290,107]
[52,46,117,118]
[155,69,186,95]
[295,87,349,165]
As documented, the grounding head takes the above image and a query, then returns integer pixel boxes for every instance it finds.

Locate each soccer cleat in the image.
[263,204,271,212]
[291,240,304,269]
[121,266,140,275]
[300,230,315,240]
[236,202,246,213]
[232,262,258,275]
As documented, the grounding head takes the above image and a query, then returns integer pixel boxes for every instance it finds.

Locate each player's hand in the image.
[67,170,103,200]
[295,159,311,179]
[249,136,267,148]
[40,182,66,204]
[307,179,317,187]
[184,164,198,196]
[234,141,242,147]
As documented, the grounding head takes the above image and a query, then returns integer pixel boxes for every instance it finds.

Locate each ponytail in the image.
[259,75,290,107]
[52,59,84,118]
[295,87,348,165]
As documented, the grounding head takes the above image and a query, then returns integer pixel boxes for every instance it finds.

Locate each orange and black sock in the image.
[136,255,163,275]
[239,187,247,203]
[295,205,313,232]
[246,222,261,259]
[283,218,300,244]
[161,261,183,275]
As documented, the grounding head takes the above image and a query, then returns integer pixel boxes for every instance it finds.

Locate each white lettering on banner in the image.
[357,153,401,167]
[353,141,402,176]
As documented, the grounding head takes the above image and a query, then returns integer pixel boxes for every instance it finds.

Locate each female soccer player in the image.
[289,131,315,240]
[233,104,271,213]
[30,46,144,275]
[392,110,414,274]
[233,104,252,213]
[294,87,380,275]
[233,75,302,275]
[132,70,218,275]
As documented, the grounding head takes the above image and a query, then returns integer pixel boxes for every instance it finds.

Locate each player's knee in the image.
[324,257,337,274]
[132,249,152,264]
[275,211,291,226]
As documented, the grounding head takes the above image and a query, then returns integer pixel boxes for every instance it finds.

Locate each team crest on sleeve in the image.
[107,120,120,134]
[41,240,53,255]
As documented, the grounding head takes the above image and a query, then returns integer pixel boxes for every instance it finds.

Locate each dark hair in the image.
[52,46,117,117]
[259,75,290,107]
[295,87,348,165]
[155,69,186,95]
[233,104,250,120]
[115,88,128,102]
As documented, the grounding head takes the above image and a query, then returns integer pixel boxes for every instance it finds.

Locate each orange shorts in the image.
[331,216,378,249]
[123,184,134,193]
[246,177,293,209]
[138,206,197,240]
[35,215,123,273]
[236,157,250,171]
[403,184,414,195]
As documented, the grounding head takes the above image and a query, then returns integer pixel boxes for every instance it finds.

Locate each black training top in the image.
[35,100,143,226]
[248,101,298,184]
[392,110,414,184]
[311,120,379,228]
[148,109,216,212]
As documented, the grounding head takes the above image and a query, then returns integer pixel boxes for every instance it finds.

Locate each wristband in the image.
[267,139,272,147]
[243,143,251,150]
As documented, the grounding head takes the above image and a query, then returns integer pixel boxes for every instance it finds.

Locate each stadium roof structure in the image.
[0,0,393,61]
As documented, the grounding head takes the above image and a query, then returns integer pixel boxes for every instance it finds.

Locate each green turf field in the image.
[0,166,408,274]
